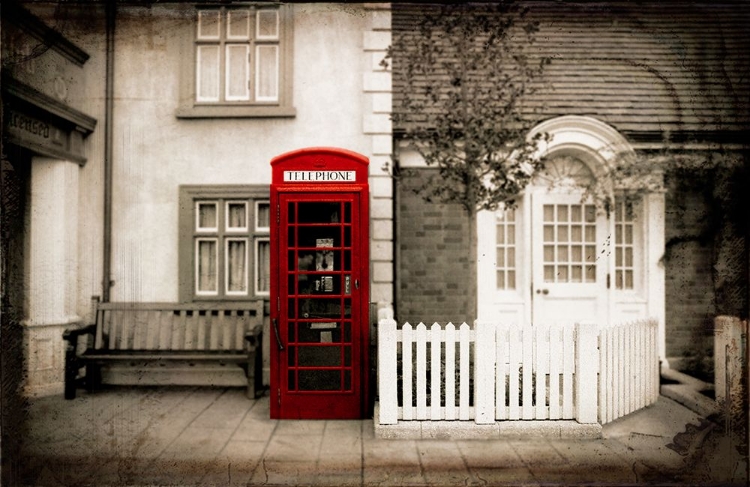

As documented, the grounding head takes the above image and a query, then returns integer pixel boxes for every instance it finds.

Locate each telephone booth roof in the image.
[271,147,369,186]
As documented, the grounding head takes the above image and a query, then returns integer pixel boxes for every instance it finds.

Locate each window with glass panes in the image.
[543,203,597,283]
[180,186,270,301]
[196,6,281,104]
[495,209,517,290]
[614,199,636,290]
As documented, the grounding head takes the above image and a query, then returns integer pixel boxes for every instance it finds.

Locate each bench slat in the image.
[210,311,220,351]
[97,302,262,311]
[157,310,170,350]
[93,301,263,353]
[145,310,158,350]
[95,308,105,349]
[132,310,143,350]
[197,311,207,350]
[82,352,248,362]
[110,310,118,349]
[224,310,233,351]
[234,311,244,350]
[183,310,194,350]
[173,310,182,350]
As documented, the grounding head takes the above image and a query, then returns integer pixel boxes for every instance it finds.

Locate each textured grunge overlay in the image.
[2,2,749,486]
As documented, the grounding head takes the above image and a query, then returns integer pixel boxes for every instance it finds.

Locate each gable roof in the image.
[392,2,750,143]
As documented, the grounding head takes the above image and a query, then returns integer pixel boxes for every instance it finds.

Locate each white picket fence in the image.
[598,320,660,424]
[378,312,659,426]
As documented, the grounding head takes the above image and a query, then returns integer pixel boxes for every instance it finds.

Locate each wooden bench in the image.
[64,300,264,400]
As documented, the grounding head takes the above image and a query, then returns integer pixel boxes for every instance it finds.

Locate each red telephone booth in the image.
[270,148,369,419]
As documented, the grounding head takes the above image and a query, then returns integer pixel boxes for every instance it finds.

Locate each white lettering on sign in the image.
[283,171,356,183]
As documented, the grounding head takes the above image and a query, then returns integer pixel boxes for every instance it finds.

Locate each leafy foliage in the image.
[385,3,551,214]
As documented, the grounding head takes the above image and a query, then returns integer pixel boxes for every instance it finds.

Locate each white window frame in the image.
[178,4,295,119]
[225,237,250,296]
[256,9,279,40]
[254,44,279,102]
[180,186,270,301]
[255,200,270,232]
[613,197,644,295]
[226,9,251,40]
[495,208,518,291]
[224,44,251,101]
[195,237,219,296]
[195,45,221,102]
[225,200,249,232]
[255,237,271,296]
[196,201,219,232]
[179,5,294,118]
[197,10,221,40]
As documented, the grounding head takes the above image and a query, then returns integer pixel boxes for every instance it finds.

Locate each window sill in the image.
[176,104,296,119]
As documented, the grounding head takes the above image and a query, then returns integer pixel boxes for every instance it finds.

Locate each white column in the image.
[645,192,666,367]
[25,157,80,396]
[363,4,393,307]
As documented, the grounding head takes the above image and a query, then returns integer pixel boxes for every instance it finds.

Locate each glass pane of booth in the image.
[284,199,355,394]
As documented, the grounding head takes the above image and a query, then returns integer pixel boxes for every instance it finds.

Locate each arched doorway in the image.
[477,116,665,358]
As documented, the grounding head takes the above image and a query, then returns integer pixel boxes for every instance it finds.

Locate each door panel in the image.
[277,194,363,418]
[531,192,608,325]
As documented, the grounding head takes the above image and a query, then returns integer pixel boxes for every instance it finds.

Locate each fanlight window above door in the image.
[534,156,595,189]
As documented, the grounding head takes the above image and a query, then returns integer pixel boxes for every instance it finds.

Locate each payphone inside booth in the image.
[270,148,369,419]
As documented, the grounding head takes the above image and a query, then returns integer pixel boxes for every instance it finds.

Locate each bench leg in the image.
[64,346,79,400]
[85,364,102,391]
[245,346,264,399]
[254,343,263,397]
[246,353,257,399]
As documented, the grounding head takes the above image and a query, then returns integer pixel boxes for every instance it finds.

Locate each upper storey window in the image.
[177,5,295,118]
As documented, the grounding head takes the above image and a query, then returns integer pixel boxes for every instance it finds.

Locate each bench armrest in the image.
[244,324,263,350]
[63,323,97,343]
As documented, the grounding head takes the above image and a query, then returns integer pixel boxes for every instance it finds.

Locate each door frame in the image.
[477,116,666,364]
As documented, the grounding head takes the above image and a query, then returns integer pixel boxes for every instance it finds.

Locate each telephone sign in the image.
[270,148,369,419]
[283,171,356,182]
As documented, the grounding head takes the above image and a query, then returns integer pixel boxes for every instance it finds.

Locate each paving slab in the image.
[200,440,267,486]
[263,434,323,463]
[250,459,319,485]
[456,440,523,469]
[363,438,420,466]
[190,389,255,429]
[362,439,425,485]
[274,419,327,436]
[417,440,471,486]
[232,415,278,443]
[17,387,746,486]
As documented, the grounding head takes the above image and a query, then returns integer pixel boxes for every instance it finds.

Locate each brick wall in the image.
[396,168,473,325]
[663,173,716,361]
[664,156,749,367]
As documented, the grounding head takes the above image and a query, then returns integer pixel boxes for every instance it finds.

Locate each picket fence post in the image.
[474,321,496,424]
[575,322,598,423]
[378,311,397,425]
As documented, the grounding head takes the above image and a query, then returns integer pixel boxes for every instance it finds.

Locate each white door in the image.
[530,191,609,325]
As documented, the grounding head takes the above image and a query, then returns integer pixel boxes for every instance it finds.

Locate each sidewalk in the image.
[19,386,743,486]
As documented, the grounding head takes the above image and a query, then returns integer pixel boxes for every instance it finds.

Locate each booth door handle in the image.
[355,279,359,290]
[272,318,284,351]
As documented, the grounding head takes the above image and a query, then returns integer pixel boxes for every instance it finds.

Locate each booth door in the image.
[277,195,365,418]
